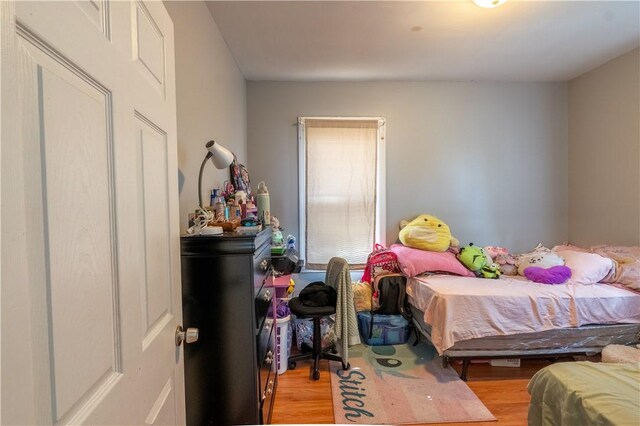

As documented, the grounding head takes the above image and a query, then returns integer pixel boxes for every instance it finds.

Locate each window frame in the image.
[298,116,386,270]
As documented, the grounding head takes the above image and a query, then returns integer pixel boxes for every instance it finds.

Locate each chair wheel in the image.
[312,370,320,380]
[288,361,296,370]
[342,362,350,370]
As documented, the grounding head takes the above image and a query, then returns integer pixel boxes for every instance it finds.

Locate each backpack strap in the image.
[369,273,391,339]
[368,311,374,339]
[396,275,412,321]
[369,273,411,338]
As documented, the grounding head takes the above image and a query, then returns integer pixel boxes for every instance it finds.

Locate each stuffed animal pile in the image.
[516,243,565,275]
[394,215,579,284]
[457,243,501,279]
[484,246,518,276]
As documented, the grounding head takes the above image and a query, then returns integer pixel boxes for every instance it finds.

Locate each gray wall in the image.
[165,1,247,230]
[247,82,568,254]
[568,48,640,246]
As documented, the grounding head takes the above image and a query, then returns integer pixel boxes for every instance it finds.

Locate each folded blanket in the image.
[326,257,361,365]
[591,245,640,290]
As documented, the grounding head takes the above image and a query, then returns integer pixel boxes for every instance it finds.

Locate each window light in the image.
[473,0,507,8]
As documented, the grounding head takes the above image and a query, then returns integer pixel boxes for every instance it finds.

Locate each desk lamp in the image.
[191,140,234,235]
[198,140,234,208]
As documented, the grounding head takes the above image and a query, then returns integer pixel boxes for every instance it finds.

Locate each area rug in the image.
[329,341,495,424]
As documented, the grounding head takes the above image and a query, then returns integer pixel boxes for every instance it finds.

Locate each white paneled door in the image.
[1,1,185,424]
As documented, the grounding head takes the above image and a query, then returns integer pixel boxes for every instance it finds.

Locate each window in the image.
[298,117,386,269]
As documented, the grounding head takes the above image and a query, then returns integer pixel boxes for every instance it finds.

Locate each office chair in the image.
[287,258,351,380]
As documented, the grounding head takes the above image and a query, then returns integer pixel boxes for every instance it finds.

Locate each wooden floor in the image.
[271,356,565,425]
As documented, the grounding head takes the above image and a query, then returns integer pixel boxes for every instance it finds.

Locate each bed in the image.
[406,275,640,379]
[527,361,640,426]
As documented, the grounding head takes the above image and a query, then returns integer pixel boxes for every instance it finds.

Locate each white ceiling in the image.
[206,1,640,82]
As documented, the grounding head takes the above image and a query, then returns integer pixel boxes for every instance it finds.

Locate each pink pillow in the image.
[390,244,474,277]
[555,249,614,284]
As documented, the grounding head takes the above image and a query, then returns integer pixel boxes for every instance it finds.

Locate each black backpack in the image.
[372,274,410,319]
[368,274,412,341]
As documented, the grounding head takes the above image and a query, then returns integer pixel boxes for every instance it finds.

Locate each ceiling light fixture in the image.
[473,0,507,8]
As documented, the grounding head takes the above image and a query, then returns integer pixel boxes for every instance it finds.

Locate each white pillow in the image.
[556,250,614,284]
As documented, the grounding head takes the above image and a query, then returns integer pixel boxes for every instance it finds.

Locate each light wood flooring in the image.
[271,355,566,425]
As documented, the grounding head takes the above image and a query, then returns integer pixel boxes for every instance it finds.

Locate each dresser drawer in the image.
[260,370,276,424]
[258,317,274,363]
[259,324,274,386]
[253,241,271,294]
[255,285,273,332]
[259,323,276,425]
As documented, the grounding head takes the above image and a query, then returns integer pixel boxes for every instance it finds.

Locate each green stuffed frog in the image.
[457,243,501,279]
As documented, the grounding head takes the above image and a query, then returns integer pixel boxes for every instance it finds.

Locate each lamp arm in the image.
[197,152,213,208]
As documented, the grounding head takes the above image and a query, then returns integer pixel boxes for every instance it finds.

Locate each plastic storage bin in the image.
[294,314,336,351]
[357,312,410,346]
[275,315,292,375]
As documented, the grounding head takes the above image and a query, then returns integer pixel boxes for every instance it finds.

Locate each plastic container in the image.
[295,314,336,351]
[275,315,291,375]
[215,203,225,221]
[245,199,258,220]
[256,181,270,225]
[357,312,410,346]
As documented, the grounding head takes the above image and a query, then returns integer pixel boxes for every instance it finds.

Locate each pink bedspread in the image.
[407,275,640,355]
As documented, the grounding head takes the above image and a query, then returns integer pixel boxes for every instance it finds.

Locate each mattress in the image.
[411,305,640,357]
[527,362,640,426]
[407,275,640,355]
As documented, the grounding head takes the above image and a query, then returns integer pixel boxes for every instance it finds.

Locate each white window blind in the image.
[299,118,385,270]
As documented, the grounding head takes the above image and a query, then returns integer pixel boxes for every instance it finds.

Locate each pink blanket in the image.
[591,245,640,290]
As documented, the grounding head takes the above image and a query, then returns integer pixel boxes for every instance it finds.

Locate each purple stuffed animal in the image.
[524,265,572,284]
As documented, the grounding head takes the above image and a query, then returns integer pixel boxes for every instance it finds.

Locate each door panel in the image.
[132,1,165,94]
[1,1,184,424]
[74,0,110,39]
[35,46,120,422]
[136,112,174,348]
[145,376,177,425]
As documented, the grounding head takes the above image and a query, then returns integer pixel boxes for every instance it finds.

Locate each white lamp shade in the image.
[473,0,506,8]
[206,140,234,169]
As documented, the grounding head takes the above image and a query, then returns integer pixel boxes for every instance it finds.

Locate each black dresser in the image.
[180,229,276,425]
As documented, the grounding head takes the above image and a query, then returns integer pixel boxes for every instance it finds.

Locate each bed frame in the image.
[409,305,640,381]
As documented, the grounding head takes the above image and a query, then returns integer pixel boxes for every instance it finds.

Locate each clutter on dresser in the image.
[269,216,304,274]
[186,207,222,235]
[230,156,252,196]
[186,140,276,238]
[186,174,273,236]
[270,216,284,251]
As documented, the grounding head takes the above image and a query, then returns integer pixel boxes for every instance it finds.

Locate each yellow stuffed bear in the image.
[399,214,459,252]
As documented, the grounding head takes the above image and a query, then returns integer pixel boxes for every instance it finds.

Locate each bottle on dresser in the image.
[214,189,226,221]
[256,181,270,225]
